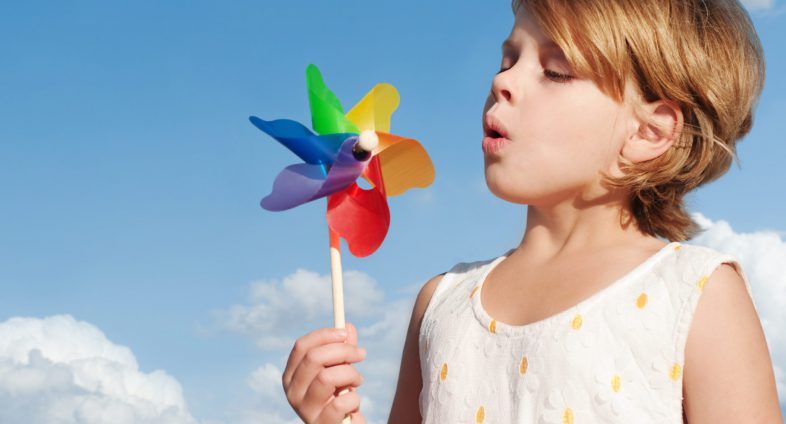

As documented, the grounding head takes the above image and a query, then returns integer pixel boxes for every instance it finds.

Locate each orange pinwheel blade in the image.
[367,132,435,197]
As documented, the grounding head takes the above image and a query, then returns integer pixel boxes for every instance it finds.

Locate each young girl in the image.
[281,0,782,422]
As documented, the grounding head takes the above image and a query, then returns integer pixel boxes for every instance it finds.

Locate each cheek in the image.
[484,87,626,203]
[519,87,623,164]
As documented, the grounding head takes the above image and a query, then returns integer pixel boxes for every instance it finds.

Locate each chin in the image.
[484,168,586,207]
[484,169,530,205]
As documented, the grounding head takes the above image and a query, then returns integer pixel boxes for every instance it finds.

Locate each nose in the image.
[490,70,514,104]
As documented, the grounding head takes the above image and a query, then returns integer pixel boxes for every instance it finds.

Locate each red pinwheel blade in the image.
[327,156,389,257]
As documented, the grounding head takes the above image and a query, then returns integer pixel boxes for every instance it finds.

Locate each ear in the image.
[620,100,683,163]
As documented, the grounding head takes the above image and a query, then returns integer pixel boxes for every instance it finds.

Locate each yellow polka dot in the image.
[475,405,485,423]
[489,319,497,334]
[636,292,648,309]
[670,363,682,381]
[440,363,448,381]
[519,355,529,375]
[697,275,709,292]
[571,314,583,330]
[674,244,682,251]
[469,286,479,299]
[611,374,621,392]
[563,407,574,424]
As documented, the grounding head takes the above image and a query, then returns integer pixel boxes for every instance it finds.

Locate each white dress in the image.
[418,242,756,423]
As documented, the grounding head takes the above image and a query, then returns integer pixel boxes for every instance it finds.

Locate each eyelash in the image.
[495,67,574,83]
[543,69,574,83]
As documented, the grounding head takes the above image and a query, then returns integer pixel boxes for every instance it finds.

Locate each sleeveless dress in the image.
[418,242,756,423]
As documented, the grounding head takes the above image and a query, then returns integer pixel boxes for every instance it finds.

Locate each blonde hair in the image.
[513,0,765,241]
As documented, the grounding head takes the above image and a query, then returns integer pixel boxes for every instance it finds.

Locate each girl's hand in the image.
[282,323,368,424]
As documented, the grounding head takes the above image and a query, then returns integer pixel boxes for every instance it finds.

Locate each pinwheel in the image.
[250,66,434,419]
[250,64,434,257]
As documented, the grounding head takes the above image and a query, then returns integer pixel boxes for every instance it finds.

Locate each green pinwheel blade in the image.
[306,64,359,135]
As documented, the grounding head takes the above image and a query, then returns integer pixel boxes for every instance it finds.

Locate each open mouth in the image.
[487,128,503,138]
[484,114,509,139]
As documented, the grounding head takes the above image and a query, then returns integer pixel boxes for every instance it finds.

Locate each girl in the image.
[281,0,782,422]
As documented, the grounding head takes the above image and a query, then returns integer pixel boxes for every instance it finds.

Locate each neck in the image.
[516,194,658,261]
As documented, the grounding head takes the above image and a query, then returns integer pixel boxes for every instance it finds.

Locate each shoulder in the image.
[388,272,446,423]
[411,273,446,326]
[413,254,505,327]
[683,259,782,422]
[688,261,757,343]
[675,243,758,347]
[666,243,755,301]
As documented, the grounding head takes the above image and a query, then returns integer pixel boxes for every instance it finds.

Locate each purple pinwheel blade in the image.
[249,116,353,165]
[261,137,370,212]
[310,136,368,199]
[261,163,327,211]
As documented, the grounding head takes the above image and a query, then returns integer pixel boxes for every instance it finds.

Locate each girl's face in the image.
[482,10,635,207]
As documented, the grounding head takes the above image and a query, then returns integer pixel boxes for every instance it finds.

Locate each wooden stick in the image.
[330,229,346,330]
[329,229,352,424]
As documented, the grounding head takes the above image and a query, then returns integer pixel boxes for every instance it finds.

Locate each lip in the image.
[482,135,510,155]
[482,113,511,155]
[483,113,509,140]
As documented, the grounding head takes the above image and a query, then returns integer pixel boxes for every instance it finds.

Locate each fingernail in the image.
[335,329,347,338]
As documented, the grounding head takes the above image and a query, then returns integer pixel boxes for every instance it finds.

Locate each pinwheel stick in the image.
[330,230,355,424]
[329,131,378,424]
[329,229,347,330]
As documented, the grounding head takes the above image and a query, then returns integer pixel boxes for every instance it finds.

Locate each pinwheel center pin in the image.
[352,130,379,162]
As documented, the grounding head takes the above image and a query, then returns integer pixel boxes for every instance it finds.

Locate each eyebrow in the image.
[501,38,563,55]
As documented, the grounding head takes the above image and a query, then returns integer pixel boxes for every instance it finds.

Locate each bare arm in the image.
[387,273,445,424]
[683,263,783,423]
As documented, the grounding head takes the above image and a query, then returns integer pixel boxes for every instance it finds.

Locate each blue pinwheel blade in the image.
[249,116,354,165]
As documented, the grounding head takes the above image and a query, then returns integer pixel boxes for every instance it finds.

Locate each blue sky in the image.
[0,1,784,422]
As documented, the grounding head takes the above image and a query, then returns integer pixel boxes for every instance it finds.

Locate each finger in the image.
[283,328,347,387]
[345,322,358,347]
[287,343,367,406]
[344,397,366,424]
[302,364,364,409]
[349,410,367,424]
[315,390,361,424]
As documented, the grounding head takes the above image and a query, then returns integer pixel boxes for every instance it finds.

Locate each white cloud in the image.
[0,315,195,424]
[239,362,301,424]
[218,269,411,424]
[691,212,786,404]
[217,268,386,351]
[247,363,283,401]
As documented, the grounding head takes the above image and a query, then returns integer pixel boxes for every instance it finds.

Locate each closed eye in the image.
[544,69,573,83]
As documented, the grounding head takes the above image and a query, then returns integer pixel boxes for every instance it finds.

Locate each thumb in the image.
[345,322,359,346]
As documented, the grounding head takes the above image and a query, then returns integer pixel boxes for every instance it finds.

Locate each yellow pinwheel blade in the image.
[346,83,400,133]
[370,133,435,197]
